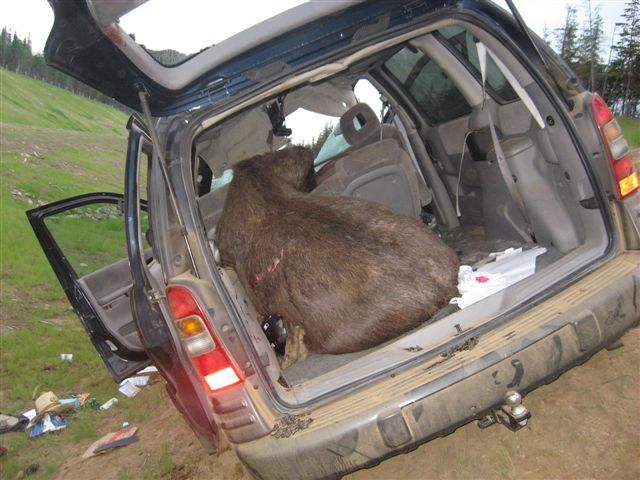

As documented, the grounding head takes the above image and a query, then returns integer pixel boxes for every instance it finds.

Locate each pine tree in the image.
[0,27,10,66]
[7,33,22,72]
[30,54,46,80]
[309,122,335,156]
[576,7,604,91]
[615,0,640,116]
[542,25,552,45]
[555,5,580,67]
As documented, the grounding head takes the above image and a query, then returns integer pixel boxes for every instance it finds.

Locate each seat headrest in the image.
[339,103,380,148]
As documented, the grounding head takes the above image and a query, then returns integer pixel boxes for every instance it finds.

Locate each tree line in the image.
[548,0,639,117]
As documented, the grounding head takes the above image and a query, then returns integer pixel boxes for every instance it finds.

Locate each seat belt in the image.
[485,48,546,129]
[475,41,530,225]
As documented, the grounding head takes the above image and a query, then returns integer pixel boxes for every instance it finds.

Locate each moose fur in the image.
[215,146,459,357]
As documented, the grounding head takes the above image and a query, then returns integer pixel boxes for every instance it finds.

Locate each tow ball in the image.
[477,390,531,431]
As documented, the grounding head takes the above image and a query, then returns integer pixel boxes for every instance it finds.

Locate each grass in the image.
[45,207,129,277]
[0,68,127,134]
[138,440,182,480]
[619,115,640,149]
[0,318,119,405]
[156,443,177,477]
[0,67,135,326]
[0,68,135,479]
[0,150,126,324]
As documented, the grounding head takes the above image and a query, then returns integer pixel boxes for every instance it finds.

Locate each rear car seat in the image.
[313,103,431,218]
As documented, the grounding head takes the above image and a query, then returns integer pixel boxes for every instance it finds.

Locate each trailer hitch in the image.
[477,390,531,432]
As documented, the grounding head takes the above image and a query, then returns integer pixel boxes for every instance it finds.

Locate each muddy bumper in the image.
[235,253,640,480]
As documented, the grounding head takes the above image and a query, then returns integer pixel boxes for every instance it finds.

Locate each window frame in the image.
[381,45,473,126]
[432,29,519,106]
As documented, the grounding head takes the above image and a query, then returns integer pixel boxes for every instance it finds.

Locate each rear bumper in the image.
[235,252,640,480]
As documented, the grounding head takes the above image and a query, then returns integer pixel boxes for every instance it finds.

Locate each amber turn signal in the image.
[619,171,639,199]
[177,315,206,337]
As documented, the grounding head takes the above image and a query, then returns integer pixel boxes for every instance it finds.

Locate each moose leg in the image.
[280,325,309,369]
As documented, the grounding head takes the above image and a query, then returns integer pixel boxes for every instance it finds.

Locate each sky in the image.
[0,0,631,143]
[0,0,630,56]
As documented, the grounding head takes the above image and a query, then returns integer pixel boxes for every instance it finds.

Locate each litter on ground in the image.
[99,398,118,411]
[82,426,139,459]
[0,413,29,434]
[137,366,158,375]
[118,375,152,398]
[29,413,67,438]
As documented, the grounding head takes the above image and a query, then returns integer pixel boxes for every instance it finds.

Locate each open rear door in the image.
[27,193,150,382]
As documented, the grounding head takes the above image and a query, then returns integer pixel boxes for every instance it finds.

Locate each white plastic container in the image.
[99,397,118,410]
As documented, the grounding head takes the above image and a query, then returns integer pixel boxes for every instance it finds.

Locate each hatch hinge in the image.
[200,78,230,101]
[146,288,165,304]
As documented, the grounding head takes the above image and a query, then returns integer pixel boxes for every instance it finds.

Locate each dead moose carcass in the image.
[215,147,459,360]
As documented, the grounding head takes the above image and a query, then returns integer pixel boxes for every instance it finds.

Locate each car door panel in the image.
[27,193,150,382]
[78,255,152,352]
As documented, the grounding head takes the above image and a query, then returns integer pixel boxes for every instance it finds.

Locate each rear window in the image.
[119,0,307,66]
[437,25,519,103]
[384,46,472,124]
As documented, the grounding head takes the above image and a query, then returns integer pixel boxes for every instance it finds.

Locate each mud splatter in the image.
[271,414,314,439]
[440,336,479,360]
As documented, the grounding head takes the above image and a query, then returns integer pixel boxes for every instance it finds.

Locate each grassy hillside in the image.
[0,67,127,134]
[1,67,129,325]
[0,67,143,478]
[1,69,130,404]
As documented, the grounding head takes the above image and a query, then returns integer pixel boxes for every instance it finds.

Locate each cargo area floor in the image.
[282,225,560,386]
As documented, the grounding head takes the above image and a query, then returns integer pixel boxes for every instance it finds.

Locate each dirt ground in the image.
[54,402,249,480]
[54,326,639,480]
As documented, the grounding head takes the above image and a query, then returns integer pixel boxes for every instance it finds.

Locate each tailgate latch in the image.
[477,390,531,431]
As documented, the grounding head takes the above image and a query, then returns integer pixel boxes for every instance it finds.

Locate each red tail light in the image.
[194,352,240,391]
[591,94,614,126]
[167,286,241,392]
[167,287,200,319]
[591,94,639,199]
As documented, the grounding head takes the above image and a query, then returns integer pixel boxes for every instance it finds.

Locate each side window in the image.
[384,46,472,124]
[138,150,151,249]
[437,25,519,102]
[44,202,128,277]
[211,168,234,190]
[44,198,151,279]
[313,122,348,166]
[139,151,149,201]
[194,157,234,196]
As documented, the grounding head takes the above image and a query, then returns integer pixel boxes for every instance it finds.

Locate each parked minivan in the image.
[28,1,639,478]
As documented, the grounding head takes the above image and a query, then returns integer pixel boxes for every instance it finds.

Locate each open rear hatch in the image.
[190,17,613,406]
